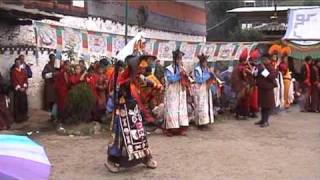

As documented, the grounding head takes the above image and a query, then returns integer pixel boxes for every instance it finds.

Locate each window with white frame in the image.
[72,0,85,8]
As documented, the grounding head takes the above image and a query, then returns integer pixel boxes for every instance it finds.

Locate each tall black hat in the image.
[172,49,185,60]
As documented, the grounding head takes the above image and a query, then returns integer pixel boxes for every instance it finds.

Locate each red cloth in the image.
[11,68,28,89]
[86,74,98,98]
[54,69,69,112]
[278,62,288,75]
[130,83,154,123]
[69,74,82,86]
[95,74,107,109]
[109,67,154,122]
[304,62,311,87]
[250,86,259,113]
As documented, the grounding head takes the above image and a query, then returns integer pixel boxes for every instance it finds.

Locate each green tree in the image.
[65,83,96,124]
[206,0,240,41]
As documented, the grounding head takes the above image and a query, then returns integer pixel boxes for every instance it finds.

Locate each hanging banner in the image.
[284,8,320,41]
[199,43,217,62]
[217,43,237,61]
[180,42,197,62]
[235,43,255,59]
[157,41,176,61]
[36,24,57,49]
[33,22,258,62]
[145,39,156,56]
[88,32,107,55]
[63,28,83,52]
[112,36,125,57]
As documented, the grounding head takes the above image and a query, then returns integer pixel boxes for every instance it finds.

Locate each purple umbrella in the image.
[0,135,51,180]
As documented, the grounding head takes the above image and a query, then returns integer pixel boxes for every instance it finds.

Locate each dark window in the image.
[244,2,255,7]
[57,0,72,5]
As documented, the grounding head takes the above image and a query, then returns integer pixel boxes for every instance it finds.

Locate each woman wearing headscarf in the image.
[164,49,189,136]
[193,54,214,129]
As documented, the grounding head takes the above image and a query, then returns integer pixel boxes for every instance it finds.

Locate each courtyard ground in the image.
[4,106,320,180]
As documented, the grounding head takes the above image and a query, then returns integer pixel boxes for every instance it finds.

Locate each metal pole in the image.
[125,0,128,44]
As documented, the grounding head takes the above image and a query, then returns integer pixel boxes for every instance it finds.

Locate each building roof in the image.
[176,0,205,9]
[227,6,319,13]
[0,3,63,21]
[254,22,287,31]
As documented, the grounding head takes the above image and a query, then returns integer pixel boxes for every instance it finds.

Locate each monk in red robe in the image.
[231,48,252,119]
[94,66,107,121]
[54,61,70,122]
[310,60,320,112]
[300,56,312,112]
[69,64,86,86]
[11,58,29,123]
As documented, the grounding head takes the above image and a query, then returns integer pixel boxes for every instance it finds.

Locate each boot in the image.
[104,160,120,173]
[260,121,269,128]
[254,120,263,125]
[144,158,157,169]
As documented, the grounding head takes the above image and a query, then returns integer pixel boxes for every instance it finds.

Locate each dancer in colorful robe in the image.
[164,49,189,136]
[193,54,214,128]
[105,55,157,173]
[269,45,284,110]
[278,47,294,109]
[248,49,260,118]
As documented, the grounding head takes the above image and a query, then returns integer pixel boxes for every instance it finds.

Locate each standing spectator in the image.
[300,56,312,112]
[10,55,32,79]
[11,58,29,123]
[19,55,32,78]
[42,54,57,114]
[0,72,13,130]
[255,56,277,128]
[54,61,70,123]
[153,60,164,83]
[69,64,86,86]
[310,60,320,112]
[94,66,107,121]
[79,60,87,74]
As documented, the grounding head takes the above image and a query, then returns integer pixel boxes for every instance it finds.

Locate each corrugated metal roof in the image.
[254,22,287,31]
[227,6,319,13]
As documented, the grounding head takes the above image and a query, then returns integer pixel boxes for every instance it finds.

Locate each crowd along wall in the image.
[0,19,257,109]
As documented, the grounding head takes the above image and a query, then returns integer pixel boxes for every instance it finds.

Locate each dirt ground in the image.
[7,106,320,180]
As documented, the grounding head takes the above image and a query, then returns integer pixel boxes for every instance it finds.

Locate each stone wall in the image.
[0,22,49,109]
[0,49,52,109]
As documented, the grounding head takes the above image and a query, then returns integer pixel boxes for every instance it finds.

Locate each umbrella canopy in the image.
[0,135,51,180]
